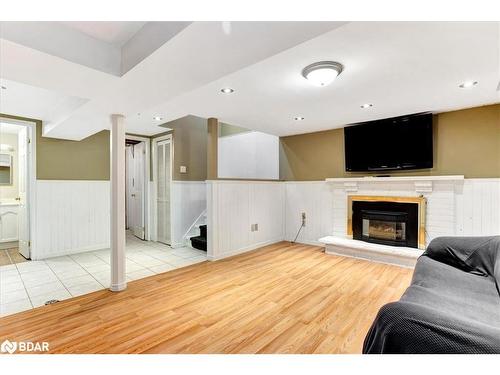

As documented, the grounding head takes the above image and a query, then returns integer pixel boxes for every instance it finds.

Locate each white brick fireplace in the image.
[316,175,500,267]
[326,175,465,245]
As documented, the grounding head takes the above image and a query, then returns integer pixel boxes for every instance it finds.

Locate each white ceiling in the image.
[0,21,498,140]
[60,22,147,46]
[0,78,89,125]
[150,22,500,136]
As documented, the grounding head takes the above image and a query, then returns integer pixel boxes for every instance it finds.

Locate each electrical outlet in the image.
[180,165,187,173]
[301,212,306,226]
[255,223,258,231]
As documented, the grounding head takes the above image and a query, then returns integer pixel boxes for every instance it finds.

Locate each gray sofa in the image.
[363,236,500,354]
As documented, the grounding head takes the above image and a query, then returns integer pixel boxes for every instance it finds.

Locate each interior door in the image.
[17,126,30,259]
[156,140,171,245]
[129,142,145,240]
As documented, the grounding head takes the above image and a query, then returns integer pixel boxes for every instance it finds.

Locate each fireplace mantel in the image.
[325,175,464,193]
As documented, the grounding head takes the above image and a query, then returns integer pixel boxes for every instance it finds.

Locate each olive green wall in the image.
[155,115,207,181]
[280,104,500,180]
[37,127,110,180]
[1,113,110,180]
[219,122,250,137]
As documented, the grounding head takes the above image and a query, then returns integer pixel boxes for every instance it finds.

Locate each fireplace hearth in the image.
[352,200,420,248]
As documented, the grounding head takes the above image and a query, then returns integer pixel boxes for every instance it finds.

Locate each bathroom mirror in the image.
[0,154,13,185]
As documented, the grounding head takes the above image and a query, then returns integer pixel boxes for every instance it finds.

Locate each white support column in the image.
[110,114,127,292]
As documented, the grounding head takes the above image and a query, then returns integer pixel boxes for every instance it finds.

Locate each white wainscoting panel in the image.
[32,178,499,261]
[284,182,334,245]
[288,178,500,248]
[33,180,110,260]
[207,180,284,260]
[456,179,500,236]
[170,181,207,248]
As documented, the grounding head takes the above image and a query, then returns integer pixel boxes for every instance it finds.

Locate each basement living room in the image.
[0,3,500,373]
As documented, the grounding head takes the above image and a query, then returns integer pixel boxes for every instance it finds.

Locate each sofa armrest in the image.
[423,236,500,277]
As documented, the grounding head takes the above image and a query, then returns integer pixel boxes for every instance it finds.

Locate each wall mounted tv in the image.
[344,113,433,172]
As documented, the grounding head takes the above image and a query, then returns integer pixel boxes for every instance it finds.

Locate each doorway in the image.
[153,135,172,245]
[0,117,35,263]
[125,135,150,241]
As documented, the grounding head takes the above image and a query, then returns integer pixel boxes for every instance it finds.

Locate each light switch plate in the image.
[180,166,187,173]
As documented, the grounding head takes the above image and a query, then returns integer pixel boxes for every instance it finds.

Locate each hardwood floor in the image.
[0,248,28,266]
[0,242,413,354]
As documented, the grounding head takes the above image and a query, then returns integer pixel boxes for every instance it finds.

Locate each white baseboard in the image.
[208,239,283,261]
[31,243,110,260]
[0,241,19,250]
[288,239,325,247]
[170,242,186,249]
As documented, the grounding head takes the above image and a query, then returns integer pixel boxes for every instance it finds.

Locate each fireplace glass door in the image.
[361,210,407,246]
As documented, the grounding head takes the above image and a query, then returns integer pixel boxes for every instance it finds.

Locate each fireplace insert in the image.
[352,201,419,248]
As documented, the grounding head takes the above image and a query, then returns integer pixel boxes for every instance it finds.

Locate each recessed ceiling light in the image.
[360,103,373,109]
[302,61,343,87]
[153,116,163,121]
[221,87,234,94]
[294,116,305,121]
[0,86,6,90]
[459,81,478,89]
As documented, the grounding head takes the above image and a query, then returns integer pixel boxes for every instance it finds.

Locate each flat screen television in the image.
[344,113,433,172]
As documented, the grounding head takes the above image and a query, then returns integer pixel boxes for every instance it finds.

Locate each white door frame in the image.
[125,134,151,241]
[0,116,37,258]
[151,134,173,243]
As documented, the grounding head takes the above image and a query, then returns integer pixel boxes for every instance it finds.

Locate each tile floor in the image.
[0,233,207,317]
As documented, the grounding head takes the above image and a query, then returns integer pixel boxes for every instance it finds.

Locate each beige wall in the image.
[219,122,250,137]
[280,104,500,180]
[0,114,110,180]
[36,125,110,180]
[0,133,19,199]
[155,115,207,181]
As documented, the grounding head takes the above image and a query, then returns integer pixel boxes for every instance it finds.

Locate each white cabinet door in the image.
[0,207,19,243]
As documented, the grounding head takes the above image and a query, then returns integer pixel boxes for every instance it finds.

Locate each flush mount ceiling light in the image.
[294,116,305,121]
[459,81,478,89]
[360,103,373,109]
[302,61,343,87]
[153,116,163,121]
[221,87,234,94]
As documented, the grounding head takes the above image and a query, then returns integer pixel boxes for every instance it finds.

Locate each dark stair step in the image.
[190,235,207,251]
[199,224,207,238]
